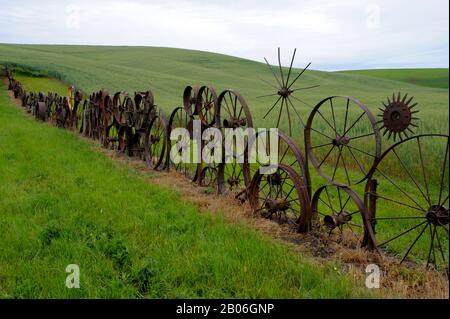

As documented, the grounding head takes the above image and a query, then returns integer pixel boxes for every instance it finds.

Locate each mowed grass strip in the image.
[0,82,374,298]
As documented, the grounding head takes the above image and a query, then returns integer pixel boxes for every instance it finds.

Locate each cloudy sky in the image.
[0,0,448,70]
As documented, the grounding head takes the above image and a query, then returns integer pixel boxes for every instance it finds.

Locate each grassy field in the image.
[0,44,448,143]
[338,68,449,89]
[0,44,448,296]
[0,80,376,298]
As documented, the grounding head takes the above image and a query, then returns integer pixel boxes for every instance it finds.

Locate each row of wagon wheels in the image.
[6,69,448,273]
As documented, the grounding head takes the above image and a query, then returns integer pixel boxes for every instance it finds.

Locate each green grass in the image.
[0,80,376,298]
[0,44,448,142]
[13,70,69,97]
[337,68,449,89]
[0,44,448,293]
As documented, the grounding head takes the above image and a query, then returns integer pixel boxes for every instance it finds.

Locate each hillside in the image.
[337,68,449,89]
[0,44,448,145]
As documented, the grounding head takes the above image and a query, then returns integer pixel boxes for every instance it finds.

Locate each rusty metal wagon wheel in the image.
[183,86,200,116]
[199,166,218,187]
[248,163,311,232]
[198,130,221,190]
[80,100,89,135]
[248,129,311,197]
[305,96,381,186]
[196,86,217,126]
[113,92,128,126]
[364,134,449,272]
[134,91,155,130]
[216,90,254,194]
[98,92,112,146]
[144,110,169,170]
[216,89,253,131]
[258,48,319,135]
[75,98,86,133]
[168,106,199,180]
[311,184,375,249]
[105,121,119,150]
[117,125,132,155]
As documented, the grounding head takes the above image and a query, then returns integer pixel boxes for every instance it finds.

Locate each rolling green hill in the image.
[337,68,449,89]
[0,44,448,146]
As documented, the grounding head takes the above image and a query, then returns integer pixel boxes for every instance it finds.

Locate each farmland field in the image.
[0,44,448,298]
[338,68,449,89]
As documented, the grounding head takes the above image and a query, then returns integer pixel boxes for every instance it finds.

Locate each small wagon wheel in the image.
[198,128,221,190]
[144,109,169,170]
[364,134,449,271]
[104,96,119,150]
[249,129,311,197]
[134,90,155,130]
[248,163,311,232]
[98,91,111,146]
[79,100,88,135]
[123,95,137,128]
[216,90,254,194]
[199,166,218,187]
[196,86,217,126]
[168,106,199,180]
[311,184,375,249]
[183,86,200,116]
[113,92,128,126]
[305,96,381,186]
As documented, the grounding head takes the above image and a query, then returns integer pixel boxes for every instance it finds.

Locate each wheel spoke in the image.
[438,139,449,205]
[378,221,427,247]
[342,112,366,137]
[375,168,426,211]
[400,222,429,264]
[392,148,430,206]
[417,137,431,205]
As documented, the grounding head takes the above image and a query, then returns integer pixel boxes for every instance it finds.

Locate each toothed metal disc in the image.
[379,92,419,140]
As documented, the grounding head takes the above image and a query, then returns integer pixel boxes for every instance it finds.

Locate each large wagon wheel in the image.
[364,134,449,272]
[216,90,254,194]
[168,106,199,180]
[183,86,200,116]
[196,86,217,126]
[305,96,381,186]
[248,163,311,232]
[144,110,169,170]
[312,184,375,248]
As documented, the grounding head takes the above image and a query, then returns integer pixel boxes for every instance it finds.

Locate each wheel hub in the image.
[265,199,290,213]
[223,117,247,128]
[266,172,282,185]
[324,211,352,229]
[227,176,240,187]
[277,86,293,98]
[426,205,449,226]
[332,135,350,146]
[150,134,160,143]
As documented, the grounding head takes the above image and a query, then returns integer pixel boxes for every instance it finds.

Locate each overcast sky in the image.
[0,0,448,70]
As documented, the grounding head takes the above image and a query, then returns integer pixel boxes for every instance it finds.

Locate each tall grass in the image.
[0,80,377,298]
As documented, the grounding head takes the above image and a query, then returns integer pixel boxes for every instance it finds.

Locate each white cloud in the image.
[0,0,448,70]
